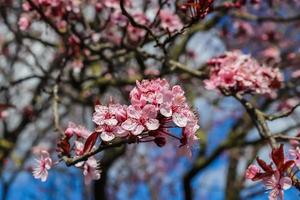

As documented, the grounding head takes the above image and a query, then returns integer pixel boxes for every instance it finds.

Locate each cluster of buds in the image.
[33,78,200,183]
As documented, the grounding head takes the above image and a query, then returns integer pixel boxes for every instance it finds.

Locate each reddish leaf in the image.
[83,132,99,154]
[256,157,273,172]
[252,171,274,181]
[281,160,295,172]
[57,137,71,156]
[271,144,284,169]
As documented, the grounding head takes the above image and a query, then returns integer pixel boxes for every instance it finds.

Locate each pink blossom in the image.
[64,122,91,139]
[32,150,53,182]
[245,164,260,180]
[127,13,148,42]
[263,171,292,200]
[96,124,127,141]
[83,157,101,185]
[160,85,189,127]
[121,105,160,135]
[292,69,300,78]
[260,47,281,62]
[18,16,30,31]
[159,9,183,33]
[289,147,300,168]
[93,104,128,141]
[102,0,131,9]
[204,51,283,96]
[130,78,169,108]
[93,105,119,126]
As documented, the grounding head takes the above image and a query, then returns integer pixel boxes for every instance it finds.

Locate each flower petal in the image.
[145,118,160,130]
[172,112,188,127]
[121,119,138,131]
[100,132,115,142]
[280,177,292,190]
[132,125,144,135]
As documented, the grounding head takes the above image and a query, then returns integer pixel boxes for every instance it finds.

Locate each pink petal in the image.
[104,118,118,126]
[121,119,138,131]
[132,125,144,135]
[145,118,160,130]
[142,104,157,119]
[160,103,172,117]
[127,105,141,119]
[280,177,292,190]
[100,132,115,142]
[172,112,188,127]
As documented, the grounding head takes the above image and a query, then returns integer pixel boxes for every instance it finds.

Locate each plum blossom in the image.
[245,164,260,179]
[51,78,200,183]
[64,122,91,139]
[160,85,189,127]
[130,78,169,108]
[83,157,101,185]
[121,105,160,135]
[289,146,300,168]
[127,13,149,42]
[246,145,294,200]
[93,103,128,141]
[159,9,183,33]
[204,51,283,97]
[18,16,30,31]
[263,171,292,200]
[32,150,53,182]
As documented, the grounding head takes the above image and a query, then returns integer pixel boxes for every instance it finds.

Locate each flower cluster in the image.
[33,78,199,182]
[92,78,199,151]
[245,145,295,200]
[204,51,283,97]
[19,0,184,44]
[20,0,83,32]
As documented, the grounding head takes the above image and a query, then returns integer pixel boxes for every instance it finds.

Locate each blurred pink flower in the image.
[204,51,283,97]
[83,157,101,184]
[18,16,30,31]
[159,9,183,32]
[32,150,53,182]
[64,122,91,139]
[245,164,260,180]
[292,69,300,78]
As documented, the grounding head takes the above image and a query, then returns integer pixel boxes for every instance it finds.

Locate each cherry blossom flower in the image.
[127,13,149,42]
[93,104,128,141]
[18,16,30,31]
[159,9,183,33]
[245,164,261,179]
[263,171,292,200]
[289,146,300,168]
[64,122,91,139]
[83,157,101,185]
[204,51,283,97]
[121,105,160,135]
[130,78,169,108]
[246,145,294,200]
[32,150,53,182]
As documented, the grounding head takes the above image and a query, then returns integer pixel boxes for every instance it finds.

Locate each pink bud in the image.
[18,16,30,31]
[245,164,260,179]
